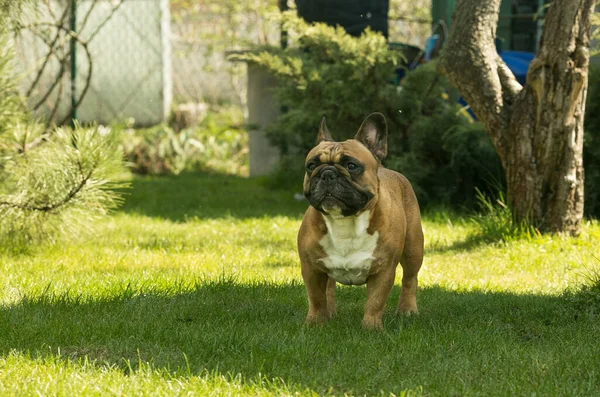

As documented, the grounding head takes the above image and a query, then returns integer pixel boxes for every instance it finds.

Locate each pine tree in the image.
[0,0,128,246]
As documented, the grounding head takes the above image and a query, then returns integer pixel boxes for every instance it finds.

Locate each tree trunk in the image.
[439,0,596,235]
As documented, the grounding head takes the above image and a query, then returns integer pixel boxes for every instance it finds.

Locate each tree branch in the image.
[15,0,126,128]
[438,0,522,163]
[24,5,69,98]
[496,55,522,99]
[0,160,95,213]
[19,22,94,126]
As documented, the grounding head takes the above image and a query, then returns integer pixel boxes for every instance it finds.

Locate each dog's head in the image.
[303,113,388,217]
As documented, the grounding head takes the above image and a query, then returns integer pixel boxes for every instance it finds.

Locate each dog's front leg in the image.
[363,266,396,329]
[301,262,330,324]
[326,276,337,317]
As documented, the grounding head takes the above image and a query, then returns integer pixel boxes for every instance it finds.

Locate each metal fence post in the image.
[70,0,78,126]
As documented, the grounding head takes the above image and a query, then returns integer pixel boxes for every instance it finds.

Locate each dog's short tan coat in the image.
[297,113,424,329]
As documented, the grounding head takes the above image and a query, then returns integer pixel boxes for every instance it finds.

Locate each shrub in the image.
[121,106,249,176]
[0,1,128,245]
[584,65,600,218]
[235,13,404,156]
[387,63,504,207]
[241,15,504,208]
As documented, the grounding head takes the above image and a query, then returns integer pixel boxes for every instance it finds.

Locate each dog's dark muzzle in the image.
[314,166,344,196]
[319,166,339,182]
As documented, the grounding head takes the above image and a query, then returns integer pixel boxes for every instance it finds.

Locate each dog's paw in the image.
[304,312,329,326]
[395,306,419,317]
[362,315,383,330]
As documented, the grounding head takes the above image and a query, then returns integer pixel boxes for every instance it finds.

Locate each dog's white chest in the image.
[318,211,379,285]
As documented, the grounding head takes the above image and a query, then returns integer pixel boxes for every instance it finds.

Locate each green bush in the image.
[0,1,128,245]
[584,65,600,218]
[387,63,504,207]
[0,125,128,244]
[121,106,248,176]
[235,13,404,156]
[242,15,504,208]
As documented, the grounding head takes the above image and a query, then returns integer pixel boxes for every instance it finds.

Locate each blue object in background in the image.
[499,51,535,85]
[389,42,424,84]
[424,34,439,62]
[395,35,536,121]
[460,50,535,119]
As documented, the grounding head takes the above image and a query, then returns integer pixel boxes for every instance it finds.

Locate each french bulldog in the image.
[297,113,424,329]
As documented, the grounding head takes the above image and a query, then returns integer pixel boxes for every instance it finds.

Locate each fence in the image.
[168,1,433,107]
[169,1,280,108]
[15,0,172,127]
[14,0,435,126]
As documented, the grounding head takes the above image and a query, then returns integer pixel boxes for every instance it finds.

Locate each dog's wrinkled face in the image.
[303,140,378,216]
[303,113,388,217]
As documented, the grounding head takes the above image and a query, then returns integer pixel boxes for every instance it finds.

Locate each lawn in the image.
[1,173,599,396]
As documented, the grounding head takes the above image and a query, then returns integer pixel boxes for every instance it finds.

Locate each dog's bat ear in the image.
[354,112,388,161]
[316,116,333,144]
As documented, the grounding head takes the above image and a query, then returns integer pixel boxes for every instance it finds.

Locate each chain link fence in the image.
[169,1,279,109]
[14,0,435,126]
[168,0,433,108]
[15,0,172,127]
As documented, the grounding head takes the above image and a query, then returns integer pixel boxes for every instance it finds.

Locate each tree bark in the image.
[439,0,596,235]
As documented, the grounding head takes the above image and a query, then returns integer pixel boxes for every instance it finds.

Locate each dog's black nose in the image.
[320,168,338,181]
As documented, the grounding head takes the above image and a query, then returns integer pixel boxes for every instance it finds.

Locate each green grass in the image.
[1,173,600,396]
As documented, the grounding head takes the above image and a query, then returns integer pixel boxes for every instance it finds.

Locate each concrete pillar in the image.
[246,63,281,176]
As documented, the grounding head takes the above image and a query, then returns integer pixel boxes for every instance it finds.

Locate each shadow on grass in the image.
[426,234,491,254]
[119,173,308,221]
[425,231,523,254]
[1,280,598,395]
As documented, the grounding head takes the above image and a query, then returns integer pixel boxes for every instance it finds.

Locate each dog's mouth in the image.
[305,188,344,211]
[319,188,345,202]
[322,192,342,203]
[319,196,344,215]
[312,187,362,216]
[305,174,374,217]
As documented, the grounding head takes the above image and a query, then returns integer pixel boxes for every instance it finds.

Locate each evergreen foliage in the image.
[0,1,128,244]
[584,65,600,218]
[238,14,503,208]
[0,125,127,242]
[386,63,503,208]
[235,13,402,155]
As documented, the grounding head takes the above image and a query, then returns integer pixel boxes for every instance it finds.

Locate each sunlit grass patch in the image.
[1,173,599,396]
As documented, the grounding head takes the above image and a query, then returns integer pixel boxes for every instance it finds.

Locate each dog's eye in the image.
[346,162,358,171]
[307,163,317,171]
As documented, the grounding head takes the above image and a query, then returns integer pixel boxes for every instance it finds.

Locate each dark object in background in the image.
[295,0,389,38]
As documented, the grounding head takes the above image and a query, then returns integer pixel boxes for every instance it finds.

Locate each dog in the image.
[297,112,424,329]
